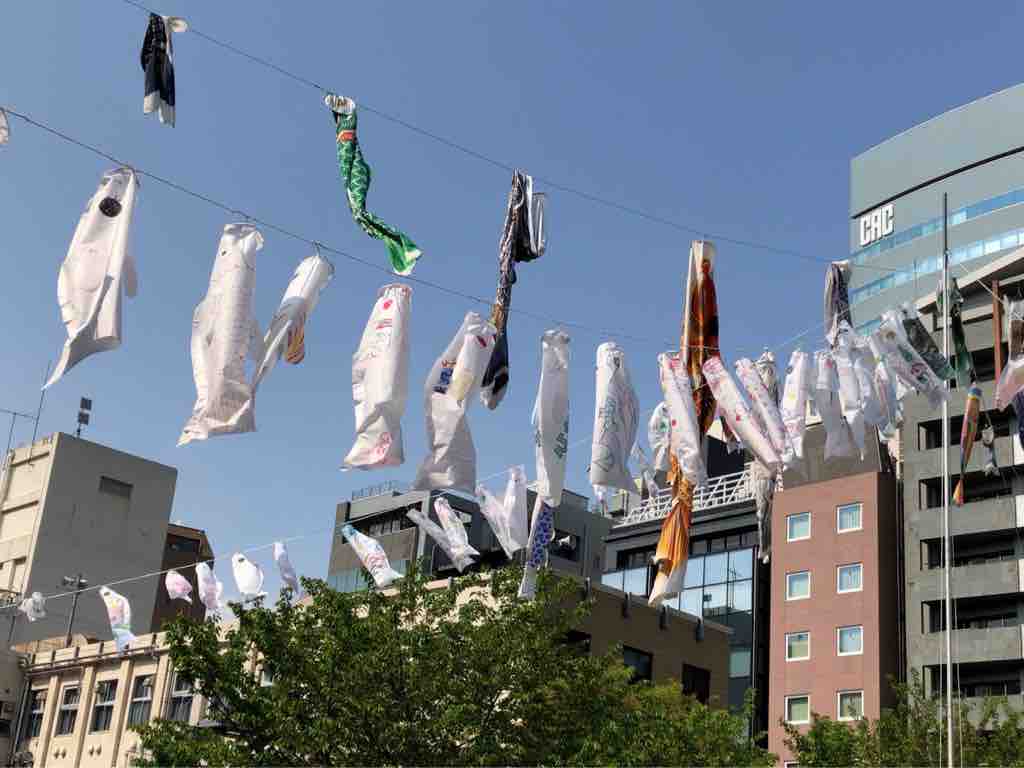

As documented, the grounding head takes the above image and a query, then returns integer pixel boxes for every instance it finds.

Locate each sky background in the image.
[1,2,1022,608]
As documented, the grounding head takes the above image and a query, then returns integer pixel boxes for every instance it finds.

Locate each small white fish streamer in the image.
[413,312,497,493]
[253,252,334,389]
[195,561,224,616]
[99,586,136,652]
[232,553,267,600]
[735,358,793,468]
[165,569,193,603]
[813,351,856,461]
[343,284,412,469]
[0,108,9,145]
[18,592,45,622]
[407,497,480,573]
[477,467,530,559]
[179,224,264,445]
[340,524,403,588]
[274,541,302,597]
[45,167,140,389]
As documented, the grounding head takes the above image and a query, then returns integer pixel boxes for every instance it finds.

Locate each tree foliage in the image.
[133,564,774,766]
[784,671,1024,767]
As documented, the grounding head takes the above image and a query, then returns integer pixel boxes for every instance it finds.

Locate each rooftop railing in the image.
[614,463,772,527]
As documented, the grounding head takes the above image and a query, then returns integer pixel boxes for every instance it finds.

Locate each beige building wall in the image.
[16,633,202,768]
[0,433,177,647]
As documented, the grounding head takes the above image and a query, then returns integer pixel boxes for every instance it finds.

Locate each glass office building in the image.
[849,84,1024,331]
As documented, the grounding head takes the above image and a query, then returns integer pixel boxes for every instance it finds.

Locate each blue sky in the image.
[2,1,1022,601]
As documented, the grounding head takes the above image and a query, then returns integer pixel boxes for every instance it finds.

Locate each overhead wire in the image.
[112,0,900,276]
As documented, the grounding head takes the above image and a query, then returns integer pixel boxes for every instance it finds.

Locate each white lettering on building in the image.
[858,203,895,247]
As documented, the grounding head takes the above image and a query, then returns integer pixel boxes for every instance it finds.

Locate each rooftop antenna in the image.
[76,398,92,438]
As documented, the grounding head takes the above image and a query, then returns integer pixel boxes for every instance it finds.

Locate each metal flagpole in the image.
[941,191,954,768]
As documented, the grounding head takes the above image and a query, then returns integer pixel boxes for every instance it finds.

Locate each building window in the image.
[24,689,45,739]
[838,690,864,721]
[90,680,118,732]
[837,563,863,593]
[838,625,863,656]
[785,695,810,724]
[98,475,133,499]
[837,503,862,533]
[730,647,752,678]
[616,547,654,570]
[54,686,79,736]
[786,571,811,600]
[167,535,200,553]
[167,675,194,722]
[622,646,653,683]
[682,664,710,704]
[561,630,591,655]
[786,631,810,661]
[127,675,154,727]
[787,512,811,542]
[549,529,579,561]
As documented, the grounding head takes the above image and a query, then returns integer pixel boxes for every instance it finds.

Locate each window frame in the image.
[786,570,811,601]
[90,679,118,733]
[54,685,80,737]
[167,674,194,723]
[837,689,865,721]
[622,645,653,684]
[785,631,811,662]
[837,563,864,594]
[785,694,811,725]
[786,511,811,542]
[24,689,46,739]
[837,625,864,656]
[126,674,154,727]
[837,503,863,533]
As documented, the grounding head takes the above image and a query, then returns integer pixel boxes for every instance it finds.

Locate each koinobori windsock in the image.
[407,497,479,573]
[99,586,136,653]
[179,224,263,445]
[649,240,719,607]
[45,168,140,389]
[343,284,412,469]
[953,383,982,506]
[531,330,570,507]
[589,342,640,499]
[340,524,403,588]
[413,312,497,493]
[325,94,421,275]
[480,170,547,410]
[253,252,333,389]
[141,14,187,126]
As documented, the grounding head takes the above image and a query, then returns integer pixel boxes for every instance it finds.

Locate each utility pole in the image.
[61,574,88,648]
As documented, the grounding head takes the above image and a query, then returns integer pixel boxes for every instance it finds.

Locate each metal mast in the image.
[941,191,954,768]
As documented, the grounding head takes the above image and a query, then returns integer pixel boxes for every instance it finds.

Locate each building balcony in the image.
[614,465,768,527]
[915,625,1023,665]
[911,558,1023,602]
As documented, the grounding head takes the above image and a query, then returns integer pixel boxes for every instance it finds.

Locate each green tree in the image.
[133,564,774,766]
[784,671,1024,767]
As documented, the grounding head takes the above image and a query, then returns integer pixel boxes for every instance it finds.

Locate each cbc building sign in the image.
[858,203,894,247]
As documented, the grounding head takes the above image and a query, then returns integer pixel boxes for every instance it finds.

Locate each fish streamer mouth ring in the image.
[99,197,122,217]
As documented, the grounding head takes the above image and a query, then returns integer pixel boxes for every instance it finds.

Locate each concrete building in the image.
[903,252,1024,714]
[329,482,609,590]
[768,426,900,762]
[0,434,177,648]
[600,438,771,734]
[849,83,1024,333]
[150,523,214,630]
